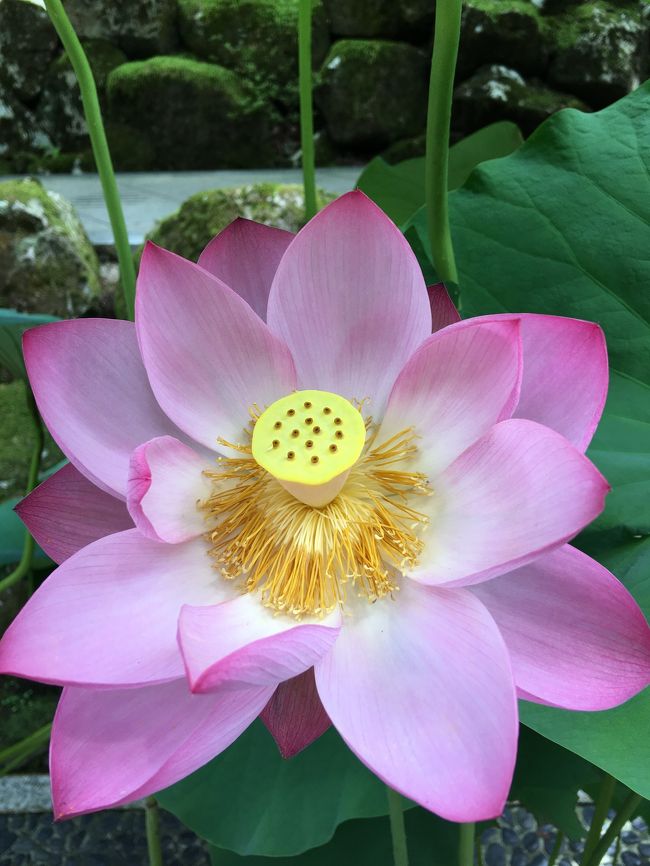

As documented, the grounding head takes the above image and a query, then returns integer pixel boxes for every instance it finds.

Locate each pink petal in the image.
[415,419,609,587]
[178,595,341,692]
[379,318,522,477]
[428,283,460,332]
[24,319,190,498]
[266,191,431,415]
[473,544,650,710]
[127,436,213,543]
[136,243,296,451]
[0,530,224,687]
[15,463,132,564]
[476,314,608,451]
[261,669,331,758]
[315,582,518,821]
[198,218,294,322]
[51,678,273,818]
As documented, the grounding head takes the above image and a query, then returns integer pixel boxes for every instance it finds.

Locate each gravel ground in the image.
[1,776,649,865]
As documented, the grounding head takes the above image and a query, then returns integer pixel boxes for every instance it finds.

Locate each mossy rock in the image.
[315,40,428,148]
[0,381,64,498]
[453,64,589,137]
[459,0,547,78]
[323,0,434,38]
[546,1,647,107]
[0,677,59,769]
[65,0,177,58]
[0,178,101,317]
[139,183,335,265]
[0,0,59,102]
[37,40,128,152]
[107,56,277,170]
[178,0,330,107]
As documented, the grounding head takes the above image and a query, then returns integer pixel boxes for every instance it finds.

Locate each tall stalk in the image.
[145,796,164,866]
[386,786,409,866]
[298,0,317,221]
[583,774,617,863]
[424,0,463,283]
[458,822,475,866]
[43,0,136,319]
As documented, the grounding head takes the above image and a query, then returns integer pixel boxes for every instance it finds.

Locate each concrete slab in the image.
[0,168,363,246]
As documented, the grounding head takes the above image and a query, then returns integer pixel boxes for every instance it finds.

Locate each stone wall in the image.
[0,0,647,172]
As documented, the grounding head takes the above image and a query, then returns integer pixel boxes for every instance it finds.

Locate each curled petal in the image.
[127,436,213,543]
[178,595,341,692]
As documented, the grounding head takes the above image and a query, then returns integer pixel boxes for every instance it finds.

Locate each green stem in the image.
[43,0,136,320]
[548,831,564,866]
[583,774,617,863]
[0,392,43,594]
[424,0,462,284]
[0,723,52,776]
[612,832,622,866]
[298,0,317,221]
[584,792,643,866]
[386,786,409,866]
[145,796,164,866]
[458,822,475,866]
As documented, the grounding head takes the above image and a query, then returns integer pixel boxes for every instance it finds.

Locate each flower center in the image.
[202,390,431,619]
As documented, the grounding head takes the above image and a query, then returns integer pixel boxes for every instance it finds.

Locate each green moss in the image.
[0,178,101,316]
[0,381,64,497]
[177,0,329,107]
[0,677,59,769]
[315,40,428,148]
[107,56,277,169]
[138,182,335,265]
[545,2,645,106]
[459,0,546,78]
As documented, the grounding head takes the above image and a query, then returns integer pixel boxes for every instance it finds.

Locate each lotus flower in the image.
[1,192,649,822]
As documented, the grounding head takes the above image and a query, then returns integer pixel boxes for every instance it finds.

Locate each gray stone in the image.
[0,0,59,103]
[511,849,527,866]
[453,64,589,136]
[621,853,642,866]
[107,56,276,170]
[546,2,647,108]
[0,95,50,171]
[459,0,547,78]
[485,842,506,866]
[523,830,542,852]
[178,0,330,108]
[323,0,434,37]
[0,178,101,317]
[64,0,177,57]
[502,827,520,846]
[36,40,127,152]
[316,39,428,147]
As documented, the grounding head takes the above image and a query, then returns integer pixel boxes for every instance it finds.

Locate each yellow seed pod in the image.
[251,390,366,505]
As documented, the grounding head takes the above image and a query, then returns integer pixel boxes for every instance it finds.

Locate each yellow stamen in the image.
[202,426,431,619]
